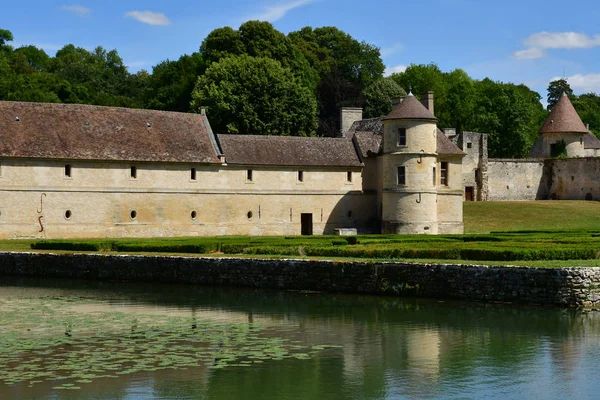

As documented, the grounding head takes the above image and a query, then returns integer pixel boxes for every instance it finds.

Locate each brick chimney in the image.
[421,91,434,116]
[340,107,363,137]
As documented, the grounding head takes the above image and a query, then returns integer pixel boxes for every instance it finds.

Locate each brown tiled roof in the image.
[0,102,222,163]
[352,131,382,157]
[348,117,383,134]
[383,94,437,121]
[584,132,600,149]
[217,134,362,167]
[539,93,588,134]
[436,129,465,156]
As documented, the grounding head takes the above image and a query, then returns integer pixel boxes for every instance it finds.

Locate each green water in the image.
[1,277,600,399]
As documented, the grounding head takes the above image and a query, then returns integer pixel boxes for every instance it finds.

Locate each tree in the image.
[573,93,600,137]
[191,55,317,136]
[363,77,406,118]
[0,29,13,47]
[547,79,573,110]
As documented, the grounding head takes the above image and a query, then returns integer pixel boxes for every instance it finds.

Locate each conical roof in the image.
[383,93,437,121]
[539,93,588,134]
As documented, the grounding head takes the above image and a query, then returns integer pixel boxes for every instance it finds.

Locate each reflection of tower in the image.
[381,93,439,234]
[406,328,441,376]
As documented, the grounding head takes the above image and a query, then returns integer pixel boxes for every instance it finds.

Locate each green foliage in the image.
[363,77,406,118]
[547,79,574,110]
[192,55,317,136]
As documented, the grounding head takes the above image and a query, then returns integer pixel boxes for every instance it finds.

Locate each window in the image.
[247,169,253,182]
[190,210,198,220]
[398,128,407,146]
[397,166,406,185]
[347,171,352,183]
[298,170,304,182]
[467,142,472,149]
[65,210,72,220]
[130,166,137,179]
[433,167,436,186]
[190,168,197,181]
[441,162,448,186]
[130,209,137,220]
[65,164,72,178]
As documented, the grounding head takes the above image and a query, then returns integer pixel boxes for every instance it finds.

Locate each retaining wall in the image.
[1,252,600,307]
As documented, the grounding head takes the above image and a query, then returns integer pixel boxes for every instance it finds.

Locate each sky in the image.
[3,0,600,103]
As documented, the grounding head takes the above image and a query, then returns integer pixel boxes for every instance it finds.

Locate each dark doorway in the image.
[465,186,474,201]
[301,213,313,235]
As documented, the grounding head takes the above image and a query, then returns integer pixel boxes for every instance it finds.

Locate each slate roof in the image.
[584,132,600,149]
[383,93,437,121]
[217,134,363,167]
[348,117,383,135]
[0,102,222,163]
[352,131,383,157]
[539,93,589,134]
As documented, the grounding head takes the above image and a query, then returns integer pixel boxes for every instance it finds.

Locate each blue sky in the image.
[4,0,600,102]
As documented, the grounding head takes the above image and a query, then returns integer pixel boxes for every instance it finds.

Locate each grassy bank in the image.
[3,201,600,266]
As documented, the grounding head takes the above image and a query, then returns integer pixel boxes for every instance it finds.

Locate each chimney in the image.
[391,95,406,106]
[340,107,363,137]
[421,91,434,116]
[200,106,206,115]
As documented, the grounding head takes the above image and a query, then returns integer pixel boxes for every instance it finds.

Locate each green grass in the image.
[3,201,600,267]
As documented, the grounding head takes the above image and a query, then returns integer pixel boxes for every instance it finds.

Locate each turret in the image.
[381,93,439,234]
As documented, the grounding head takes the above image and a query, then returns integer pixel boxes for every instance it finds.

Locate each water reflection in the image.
[1,277,600,399]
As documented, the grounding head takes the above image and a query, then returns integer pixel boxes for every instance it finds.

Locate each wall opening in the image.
[247,211,253,219]
[301,213,313,236]
[190,210,198,220]
[397,166,406,185]
[397,128,406,146]
[440,162,448,186]
[130,210,137,220]
[298,170,304,182]
[247,169,253,182]
[64,164,72,178]
[347,171,352,183]
[586,193,593,201]
[64,210,72,220]
[191,168,197,181]
[465,186,474,201]
[433,167,436,186]
[130,166,137,179]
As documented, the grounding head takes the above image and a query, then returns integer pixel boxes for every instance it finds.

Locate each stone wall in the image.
[1,252,599,307]
[548,157,600,201]
[487,159,549,200]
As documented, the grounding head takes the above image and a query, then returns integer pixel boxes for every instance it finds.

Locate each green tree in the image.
[547,79,573,110]
[363,77,406,118]
[191,55,317,136]
[0,29,13,47]
[573,93,600,137]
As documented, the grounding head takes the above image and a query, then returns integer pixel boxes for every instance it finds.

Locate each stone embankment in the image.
[1,252,599,307]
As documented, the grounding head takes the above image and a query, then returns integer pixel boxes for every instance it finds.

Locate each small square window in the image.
[347,171,352,183]
[298,170,304,182]
[397,166,406,185]
[191,168,197,181]
[130,166,137,179]
[247,169,253,182]
[467,142,472,149]
[398,128,407,146]
[65,164,72,178]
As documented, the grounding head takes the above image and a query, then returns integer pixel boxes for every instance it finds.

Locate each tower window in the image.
[398,128,407,146]
[65,164,72,178]
[247,169,253,182]
[130,166,137,179]
[441,162,448,186]
[397,166,406,185]
[298,170,304,182]
[433,167,436,186]
[190,168,197,181]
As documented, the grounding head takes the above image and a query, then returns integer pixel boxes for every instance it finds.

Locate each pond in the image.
[1,277,600,399]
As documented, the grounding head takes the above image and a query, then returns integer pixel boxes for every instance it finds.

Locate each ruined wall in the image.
[1,252,600,307]
[487,159,549,200]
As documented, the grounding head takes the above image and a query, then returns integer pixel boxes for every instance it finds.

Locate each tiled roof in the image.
[539,94,589,134]
[0,102,222,163]
[436,129,465,156]
[352,131,382,157]
[383,94,437,121]
[348,117,383,134]
[584,132,600,149]
[217,134,362,167]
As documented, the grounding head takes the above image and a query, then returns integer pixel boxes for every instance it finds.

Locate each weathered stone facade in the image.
[1,252,599,307]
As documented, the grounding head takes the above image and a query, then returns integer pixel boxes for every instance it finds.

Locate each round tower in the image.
[381,93,438,234]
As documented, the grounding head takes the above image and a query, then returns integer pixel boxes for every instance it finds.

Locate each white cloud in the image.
[125,11,171,26]
[248,0,313,22]
[380,43,403,57]
[525,32,600,49]
[512,47,546,60]
[513,31,600,61]
[384,65,407,77]
[60,5,91,17]
[555,73,600,94]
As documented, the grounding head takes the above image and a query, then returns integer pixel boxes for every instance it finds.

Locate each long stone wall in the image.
[487,159,549,200]
[1,252,599,307]
[548,157,600,201]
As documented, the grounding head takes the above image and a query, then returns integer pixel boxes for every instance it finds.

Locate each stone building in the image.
[0,93,465,239]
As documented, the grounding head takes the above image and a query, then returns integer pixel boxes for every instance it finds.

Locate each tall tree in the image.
[547,79,573,110]
[363,77,406,118]
[191,55,317,136]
